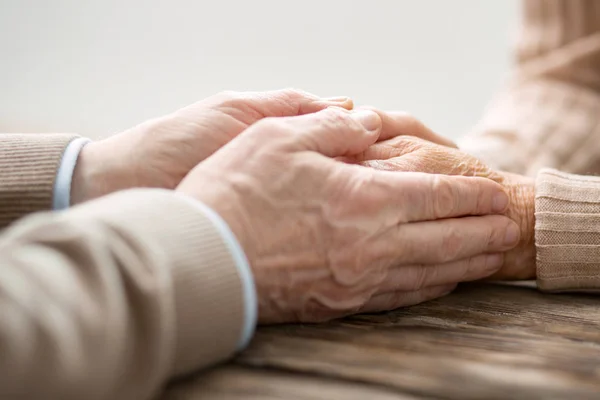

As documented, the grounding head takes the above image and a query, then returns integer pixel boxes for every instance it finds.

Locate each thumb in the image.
[360,108,457,148]
[283,107,383,157]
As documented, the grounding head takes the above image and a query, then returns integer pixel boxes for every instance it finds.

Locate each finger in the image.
[358,284,456,314]
[264,88,355,114]
[352,134,444,163]
[319,170,509,235]
[358,108,456,147]
[361,155,504,186]
[209,88,354,117]
[277,107,383,157]
[378,254,503,293]
[377,172,510,220]
[391,215,520,265]
[360,155,424,172]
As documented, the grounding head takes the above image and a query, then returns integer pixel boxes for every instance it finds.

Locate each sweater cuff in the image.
[67,189,252,376]
[173,194,256,352]
[535,168,600,291]
[0,134,79,227]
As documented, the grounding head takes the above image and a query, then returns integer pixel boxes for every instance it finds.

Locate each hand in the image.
[70,89,353,204]
[177,107,521,324]
[351,130,536,280]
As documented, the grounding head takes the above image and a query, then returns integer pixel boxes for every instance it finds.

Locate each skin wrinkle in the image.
[327,230,394,287]
[252,164,415,320]
[257,258,385,323]
[323,170,399,230]
[176,106,516,324]
[431,175,459,220]
[358,135,535,280]
[282,188,497,318]
[321,169,411,287]
[75,89,353,205]
[379,256,497,293]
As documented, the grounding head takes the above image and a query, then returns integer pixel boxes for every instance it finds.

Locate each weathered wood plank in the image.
[162,283,600,399]
[163,366,419,400]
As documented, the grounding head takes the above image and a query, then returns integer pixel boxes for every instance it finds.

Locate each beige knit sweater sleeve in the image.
[0,188,246,399]
[0,134,79,227]
[460,0,600,290]
[461,0,600,177]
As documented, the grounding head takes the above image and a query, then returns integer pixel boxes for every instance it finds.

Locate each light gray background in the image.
[0,0,518,139]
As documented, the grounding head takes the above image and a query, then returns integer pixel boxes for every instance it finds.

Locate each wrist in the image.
[70,140,122,205]
[494,173,536,279]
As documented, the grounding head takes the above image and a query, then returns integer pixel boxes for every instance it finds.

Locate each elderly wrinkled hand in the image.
[178,107,520,323]
[70,89,353,204]
[350,113,536,280]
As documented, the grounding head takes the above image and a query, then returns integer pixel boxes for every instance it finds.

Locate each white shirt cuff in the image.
[176,194,257,351]
[53,138,92,210]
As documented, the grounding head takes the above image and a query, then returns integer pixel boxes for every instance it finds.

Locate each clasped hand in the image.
[72,89,521,323]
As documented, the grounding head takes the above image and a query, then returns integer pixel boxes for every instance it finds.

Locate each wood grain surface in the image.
[162,282,600,400]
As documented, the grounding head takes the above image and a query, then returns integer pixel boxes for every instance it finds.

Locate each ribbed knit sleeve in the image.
[535,169,600,291]
[0,134,78,227]
[460,0,600,177]
[0,189,247,399]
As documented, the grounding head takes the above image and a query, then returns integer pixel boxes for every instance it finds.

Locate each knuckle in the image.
[390,134,426,147]
[314,108,354,132]
[411,265,430,291]
[466,255,479,274]
[322,105,351,120]
[383,135,418,153]
[473,179,485,213]
[487,215,508,248]
[472,177,494,211]
[439,226,463,263]
[485,220,498,249]
[462,256,481,280]
[279,87,311,99]
[250,117,291,140]
[208,90,252,110]
[430,175,458,218]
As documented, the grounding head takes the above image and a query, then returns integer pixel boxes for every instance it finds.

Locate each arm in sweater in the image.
[0,189,247,399]
[460,0,600,177]
[459,0,600,290]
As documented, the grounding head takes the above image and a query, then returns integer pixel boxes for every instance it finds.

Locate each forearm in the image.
[461,79,600,177]
[461,0,600,177]
[0,189,252,399]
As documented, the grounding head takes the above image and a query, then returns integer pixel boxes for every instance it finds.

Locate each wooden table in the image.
[163,282,600,400]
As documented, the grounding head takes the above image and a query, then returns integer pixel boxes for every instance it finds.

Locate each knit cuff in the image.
[535,168,600,291]
[0,134,79,227]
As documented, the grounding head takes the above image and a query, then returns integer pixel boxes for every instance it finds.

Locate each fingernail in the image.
[351,110,381,132]
[492,191,509,212]
[324,96,351,103]
[503,222,520,246]
[485,253,504,270]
